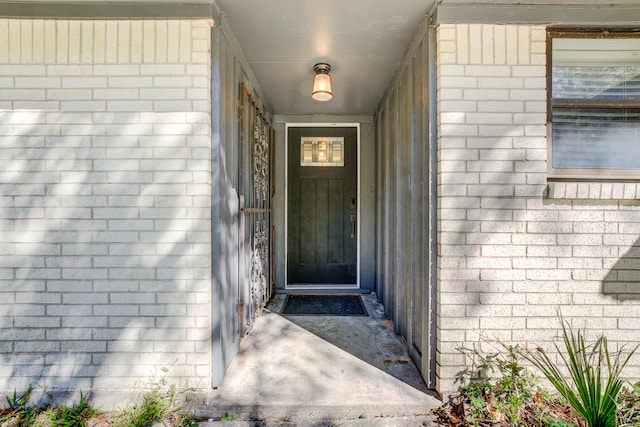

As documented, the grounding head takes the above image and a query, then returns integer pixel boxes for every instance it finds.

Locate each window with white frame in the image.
[548,30,640,180]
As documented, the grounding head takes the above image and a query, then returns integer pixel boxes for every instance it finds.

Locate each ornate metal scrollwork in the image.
[249,112,270,311]
[250,219,268,308]
[240,81,272,332]
[253,116,269,202]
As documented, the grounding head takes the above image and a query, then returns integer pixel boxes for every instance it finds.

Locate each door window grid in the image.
[300,137,344,167]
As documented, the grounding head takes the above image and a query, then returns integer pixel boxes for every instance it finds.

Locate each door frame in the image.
[284,122,361,291]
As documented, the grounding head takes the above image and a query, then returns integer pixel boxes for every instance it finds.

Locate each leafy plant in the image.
[5,386,32,411]
[220,412,235,421]
[114,367,195,427]
[31,407,57,427]
[432,341,594,426]
[436,343,555,426]
[0,385,41,426]
[617,382,640,426]
[0,381,199,427]
[525,319,638,427]
[180,413,199,426]
[454,343,499,385]
[50,391,96,427]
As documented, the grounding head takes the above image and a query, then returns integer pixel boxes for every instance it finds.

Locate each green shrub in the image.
[525,319,638,427]
[0,386,42,426]
[616,382,640,426]
[50,392,96,427]
[114,367,196,427]
[0,376,198,427]
[433,343,560,426]
[431,340,597,426]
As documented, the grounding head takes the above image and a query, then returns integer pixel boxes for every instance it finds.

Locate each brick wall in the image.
[437,23,640,393]
[0,19,212,405]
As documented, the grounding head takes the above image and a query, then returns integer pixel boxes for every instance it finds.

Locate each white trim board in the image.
[284,122,361,291]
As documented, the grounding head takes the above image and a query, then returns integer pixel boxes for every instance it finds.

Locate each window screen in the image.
[549,32,640,179]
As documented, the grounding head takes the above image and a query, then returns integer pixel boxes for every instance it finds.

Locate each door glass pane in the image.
[300,137,344,167]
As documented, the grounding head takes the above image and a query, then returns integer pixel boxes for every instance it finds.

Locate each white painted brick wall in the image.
[0,19,212,404]
[437,23,640,394]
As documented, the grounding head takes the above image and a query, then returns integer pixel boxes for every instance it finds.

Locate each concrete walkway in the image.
[200,293,442,426]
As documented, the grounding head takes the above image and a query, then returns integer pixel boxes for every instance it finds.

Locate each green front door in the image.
[287,126,358,286]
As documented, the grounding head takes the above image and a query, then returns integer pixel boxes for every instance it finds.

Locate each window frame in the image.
[547,28,640,181]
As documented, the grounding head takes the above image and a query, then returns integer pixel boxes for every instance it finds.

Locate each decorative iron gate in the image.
[238,82,273,336]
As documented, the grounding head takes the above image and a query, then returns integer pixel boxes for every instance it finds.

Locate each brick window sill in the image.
[546,182,640,200]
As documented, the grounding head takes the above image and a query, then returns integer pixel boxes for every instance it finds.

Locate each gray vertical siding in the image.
[211,18,270,385]
[359,121,377,290]
[374,17,436,389]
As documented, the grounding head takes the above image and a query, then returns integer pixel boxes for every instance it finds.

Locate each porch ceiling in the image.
[213,0,638,116]
[213,0,435,116]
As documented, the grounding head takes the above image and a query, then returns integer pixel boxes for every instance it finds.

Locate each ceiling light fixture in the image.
[311,63,333,102]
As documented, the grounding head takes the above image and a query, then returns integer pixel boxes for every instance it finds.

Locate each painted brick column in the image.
[0,19,212,405]
[436,23,640,395]
[437,23,548,393]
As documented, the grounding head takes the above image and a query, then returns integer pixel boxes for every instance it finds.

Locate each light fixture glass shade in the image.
[312,71,332,101]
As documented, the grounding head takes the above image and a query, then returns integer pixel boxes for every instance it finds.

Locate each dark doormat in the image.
[282,294,368,316]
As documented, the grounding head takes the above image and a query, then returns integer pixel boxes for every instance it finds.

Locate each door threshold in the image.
[280,285,365,294]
